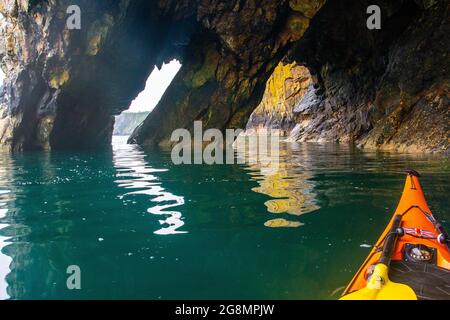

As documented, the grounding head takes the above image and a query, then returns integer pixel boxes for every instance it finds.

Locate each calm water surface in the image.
[0,136,448,299]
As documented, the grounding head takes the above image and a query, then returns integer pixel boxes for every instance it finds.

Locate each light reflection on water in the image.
[0,163,12,300]
[0,202,11,300]
[236,137,320,228]
[0,136,447,299]
[112,136,186,235]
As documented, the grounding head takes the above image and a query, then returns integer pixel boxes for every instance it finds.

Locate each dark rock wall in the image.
[129,0,324,147]
[0,0,198,150]
[0,0,448,153]
[288,0,449,152]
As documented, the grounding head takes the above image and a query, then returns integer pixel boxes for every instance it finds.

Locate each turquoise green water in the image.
[0,136,448,300]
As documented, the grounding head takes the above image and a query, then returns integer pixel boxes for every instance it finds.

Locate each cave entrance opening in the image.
[244,61,313,138]
[113,59,182,139]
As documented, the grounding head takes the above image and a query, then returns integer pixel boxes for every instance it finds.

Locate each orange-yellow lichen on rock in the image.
[86,14,114,56]
[285,13,310,42]
[264,62,311,113]
[289,0,326,18]
[267,63,294,107]
[49,69,69,89]
[245,62,311,135]
[191,46,221,88]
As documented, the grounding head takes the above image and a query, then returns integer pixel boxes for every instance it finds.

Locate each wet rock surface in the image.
[0,0,199,150]
[128,0,323,147]
[0,0,448,153]
[245,62,311,136]
[287,0,449,153]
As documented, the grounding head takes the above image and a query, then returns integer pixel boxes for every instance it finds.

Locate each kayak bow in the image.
[341,170,450,300]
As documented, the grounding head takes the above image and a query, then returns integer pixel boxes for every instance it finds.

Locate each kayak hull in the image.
[341,172,450,300]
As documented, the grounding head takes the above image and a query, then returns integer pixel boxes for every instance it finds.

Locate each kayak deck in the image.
[390,261,450,300]
[341,170,450,300]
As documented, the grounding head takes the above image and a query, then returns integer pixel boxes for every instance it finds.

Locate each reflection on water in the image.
[237,138,320,228]
[0,191,11,300]
[0,137,447,300]
[0,155,13,299]
[264,218,303,228]
[112,136,186,235]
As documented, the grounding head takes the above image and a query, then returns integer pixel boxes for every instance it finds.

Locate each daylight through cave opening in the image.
[0,1,448,153]
[113,60,182,138]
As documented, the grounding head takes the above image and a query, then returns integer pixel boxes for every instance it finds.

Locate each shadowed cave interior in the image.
[0,0,448,153]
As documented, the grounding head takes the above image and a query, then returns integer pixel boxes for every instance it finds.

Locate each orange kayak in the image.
[341,170,450,300]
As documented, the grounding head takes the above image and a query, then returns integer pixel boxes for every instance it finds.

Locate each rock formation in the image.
[287,0,449,153]
[245,62,311,136]
[0,0,200,150]
[0,0,448,153]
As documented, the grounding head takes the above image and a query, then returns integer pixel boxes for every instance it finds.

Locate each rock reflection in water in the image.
[236,137,320,228]
[112,136,186,235]
[264,218,304,228]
